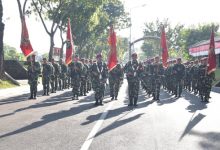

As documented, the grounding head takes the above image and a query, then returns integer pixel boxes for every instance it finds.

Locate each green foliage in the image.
[141,19,184,59]
[4,44,25,61]
[141,19,219,61]
[26,0,129,60]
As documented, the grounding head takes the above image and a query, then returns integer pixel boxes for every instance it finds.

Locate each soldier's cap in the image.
[96,53,102,58]
[131,53,137,57]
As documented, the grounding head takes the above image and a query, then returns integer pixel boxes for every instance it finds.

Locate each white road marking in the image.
[80,101,115,150]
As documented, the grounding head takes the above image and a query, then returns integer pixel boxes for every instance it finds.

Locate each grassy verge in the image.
[0,79,17,89]
[213,68,220,86]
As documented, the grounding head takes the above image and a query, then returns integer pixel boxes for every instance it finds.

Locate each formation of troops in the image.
[26,52,215,107]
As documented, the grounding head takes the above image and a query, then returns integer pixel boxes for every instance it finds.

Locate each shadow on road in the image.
[0,91,73,118]
[179,112,206,141]
[0,90,44,105]
[181,91,207,113]
[0,86,113,139]
[189,130,220,150]
[94,113,144,138]
[0,102,95,139]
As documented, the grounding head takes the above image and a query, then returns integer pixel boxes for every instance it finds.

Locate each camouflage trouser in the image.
[80,77,87,95]
[146,76,153,95]
[29,80,38,98]
[152,77,161,100]
[127,80,140,105]
[200,76,212,101]
[59,74,66,90]
[192,79,198,94]
[174,79,183,97]
[42,76,50,95]
[50,75,55,93]
[109,79,120,98]
[72,77,81,98]
[93,80,105,104]
[86,78,92,92]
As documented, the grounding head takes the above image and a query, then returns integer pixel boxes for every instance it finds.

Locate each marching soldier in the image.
[173,58,185,98]
[51,58,60,93]
[198,57,215,102]
[90,53,108,105]
[69,55,83,100]
[124,53,143,106]
[27,55,41,99]
[142,59,154,96]
[151,56,163,100]
[42,58,52,96]
[59,59,68,90]
[190,60,200,94]
[49,61,55,93]
[80,58,88,96]
[109,63,123,100]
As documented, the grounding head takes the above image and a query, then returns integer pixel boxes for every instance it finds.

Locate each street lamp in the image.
[129,4,147,61]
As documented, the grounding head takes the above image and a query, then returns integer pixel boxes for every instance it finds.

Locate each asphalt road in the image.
[0,81,220,150]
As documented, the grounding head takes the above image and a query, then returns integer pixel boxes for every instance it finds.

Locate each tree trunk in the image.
[48,33,54,61]
[0,22,4,78]
[0,0,5,79]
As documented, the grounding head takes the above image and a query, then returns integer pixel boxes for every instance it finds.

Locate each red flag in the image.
[107,25,117,71]
[65,18,74,65]
[207,28,216,74]
[20,16,34,57]
[161,26,168,68]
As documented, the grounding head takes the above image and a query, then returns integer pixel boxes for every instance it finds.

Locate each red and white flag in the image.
[65,18,74,65]
[161,26,168,68]
[207,27,216,74]
[20,16,34,57]
[107,25,117,71]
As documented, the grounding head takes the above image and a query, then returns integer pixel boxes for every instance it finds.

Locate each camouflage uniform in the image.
[190,63,199,94]
[151,62,164,100]
[124,60,143,106]
[198,61,215,102]
[42,60,53,96]
[142,61,153,96]
[80,61,89,96]
[52,61,61,92]
[109,64,123,100]
[91,61,108,105]
[49,62,55,93]
[27,60,41,99]
[173,62,185,97]
[70,61,83,100]
[59,63,68,90]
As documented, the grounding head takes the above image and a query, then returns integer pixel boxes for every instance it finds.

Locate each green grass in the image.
[0,79,17,89]
[213,68,220,86]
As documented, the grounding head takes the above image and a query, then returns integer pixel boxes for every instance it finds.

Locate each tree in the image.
[0,0,4,78]
[4,44,25,60]
[31,0,70,61]
[141,19,184,59]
